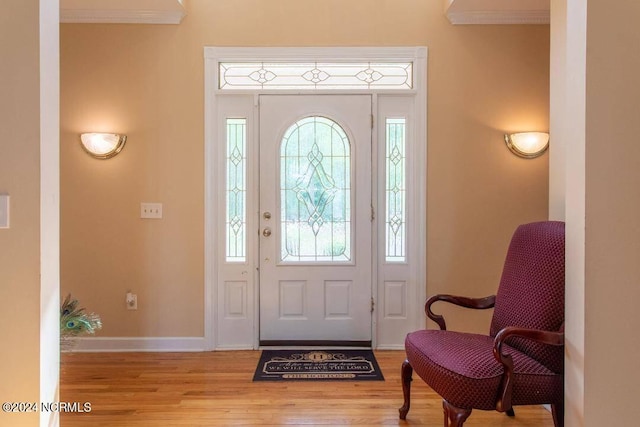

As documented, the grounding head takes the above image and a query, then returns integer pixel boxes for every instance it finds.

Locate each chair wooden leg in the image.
[551,401,564,427]
[443,400,472,427]
[398,359,413,420]
[506,408,515,417]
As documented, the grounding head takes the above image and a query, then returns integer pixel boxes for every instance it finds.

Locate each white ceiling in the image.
[445,0,550,25]
[60,0,187,24]
[59,0,549,26]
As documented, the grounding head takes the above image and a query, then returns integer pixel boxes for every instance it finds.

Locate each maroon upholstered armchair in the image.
[399,221,565,427]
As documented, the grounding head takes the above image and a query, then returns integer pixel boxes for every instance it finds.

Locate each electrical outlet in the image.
[126,292,138,310]
[0,194,9,229]
[140,202,162,219]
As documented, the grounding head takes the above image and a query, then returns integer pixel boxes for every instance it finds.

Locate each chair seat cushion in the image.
[405,330,563,410]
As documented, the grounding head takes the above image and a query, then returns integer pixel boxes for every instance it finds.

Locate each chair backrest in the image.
[489,221,565,373]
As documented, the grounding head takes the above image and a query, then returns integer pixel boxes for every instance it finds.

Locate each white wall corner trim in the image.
[60,9,186,24]
[69,337,206,352]
[40,1,61,426]
[446,10,550,25]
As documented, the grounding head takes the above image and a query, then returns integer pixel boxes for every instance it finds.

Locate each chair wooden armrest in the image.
[493,326,565,413]
[425,294,496,331]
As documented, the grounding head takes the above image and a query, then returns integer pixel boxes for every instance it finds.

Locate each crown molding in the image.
[60,8,186,24]
[446,9,550,25]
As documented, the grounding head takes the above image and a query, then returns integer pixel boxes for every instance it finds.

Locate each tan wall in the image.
[549,1,567,222]
[584,0,640,424]
[0,1,41,425]
[60,0,550,337]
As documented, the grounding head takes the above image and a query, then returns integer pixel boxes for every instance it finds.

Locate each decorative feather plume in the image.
[60,294,102,351]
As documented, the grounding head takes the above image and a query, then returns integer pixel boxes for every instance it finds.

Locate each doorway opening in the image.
[204,47,427,350]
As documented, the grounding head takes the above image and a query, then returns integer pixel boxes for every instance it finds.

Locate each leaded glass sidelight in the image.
[280,117,351,262]
[386,118,406,262]
[226,118,247,262]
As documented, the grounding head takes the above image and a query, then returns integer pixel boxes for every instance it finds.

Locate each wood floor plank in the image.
[60,350,556,426]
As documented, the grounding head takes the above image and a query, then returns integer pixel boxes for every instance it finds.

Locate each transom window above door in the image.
[218,62,413,90]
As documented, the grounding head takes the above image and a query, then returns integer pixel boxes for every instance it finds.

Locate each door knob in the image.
[262,227,272,237]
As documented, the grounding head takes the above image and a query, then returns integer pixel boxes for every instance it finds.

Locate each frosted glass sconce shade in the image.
[504,132,549,159]
[80,133,127,159]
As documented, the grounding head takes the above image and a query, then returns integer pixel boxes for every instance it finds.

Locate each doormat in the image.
[253,349,384,381]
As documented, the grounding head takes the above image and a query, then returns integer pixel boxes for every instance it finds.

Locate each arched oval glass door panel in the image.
[280,116,351,262]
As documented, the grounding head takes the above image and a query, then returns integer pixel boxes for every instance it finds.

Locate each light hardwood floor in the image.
[60,350,556,426]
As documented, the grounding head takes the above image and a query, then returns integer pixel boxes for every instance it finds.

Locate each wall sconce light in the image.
[80,133,127,159]
[504,132,549,159]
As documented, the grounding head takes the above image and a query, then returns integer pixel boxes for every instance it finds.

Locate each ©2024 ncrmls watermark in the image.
[2,401,91,414]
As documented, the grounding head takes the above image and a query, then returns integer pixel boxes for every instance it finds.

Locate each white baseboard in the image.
[66,337,406,352]
[375,344,405,351]
[67,337,206,352]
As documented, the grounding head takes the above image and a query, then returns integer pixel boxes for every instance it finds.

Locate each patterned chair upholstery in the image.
[399,221,565,427]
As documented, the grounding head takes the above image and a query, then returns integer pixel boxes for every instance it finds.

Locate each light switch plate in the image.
[140,202,163,219]
[0,194,9,229]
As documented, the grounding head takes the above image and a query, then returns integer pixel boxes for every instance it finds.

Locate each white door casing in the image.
[204,47,427,350]
[259,95,373,343]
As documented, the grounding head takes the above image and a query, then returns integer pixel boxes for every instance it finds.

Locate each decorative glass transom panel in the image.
[219,62,412,90]
[280,117,351,262]
[226,118,247,262]
[386,118,406,262]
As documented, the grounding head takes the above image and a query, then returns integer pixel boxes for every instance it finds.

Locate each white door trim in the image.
[204,47,427,350]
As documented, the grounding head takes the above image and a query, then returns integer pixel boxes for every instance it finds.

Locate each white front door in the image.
[259,95,373,344]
